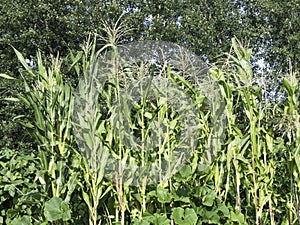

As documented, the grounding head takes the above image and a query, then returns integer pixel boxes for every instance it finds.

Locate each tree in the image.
[1,0,298,75]
[122,0,300,72]
[236,0,300,72]
[0,0,119,74]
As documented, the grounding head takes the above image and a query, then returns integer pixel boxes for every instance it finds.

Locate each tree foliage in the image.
[1,0,299,74]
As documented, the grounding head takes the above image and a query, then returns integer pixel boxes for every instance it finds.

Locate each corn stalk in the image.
[281,67,300,224]
[11,48,76,201]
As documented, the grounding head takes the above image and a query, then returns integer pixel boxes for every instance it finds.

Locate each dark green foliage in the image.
[1,0,299,75]
[0,148,46,224]
[1,1,300,223]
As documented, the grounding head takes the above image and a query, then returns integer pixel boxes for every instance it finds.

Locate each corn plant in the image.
[1,48,80,223]
[3,25,300,224]
[280,67,300,224]
[210,38,282,225]
[70,16,134,225]
[70,37,113,225]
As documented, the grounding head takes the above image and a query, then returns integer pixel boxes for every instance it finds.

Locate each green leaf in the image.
[240,58,253,78]
[173,192,191,203]
[13,47,35,77]
[157,186,172,203]
[0,73,16,80]
[202,190,217,207]
[202,209,220,224]
[16,94,31,106]
[141,213,170,225]
[295,145,300,174]
[82,190,93,213]
[197,164,211,175]
[179,165,192,178]
[44,197,71,222]
[64,172,78,203]
[11,215,31,225]
[171,208,198,225]
[4,184,15,197]
[230,210,245,223]
[150,214,170,225]
[144,111,153,119]
[218,203,230,218]
[18,121,35,129]
[154,215,170,225]
[132,218,150,225]
[1,97,20,102]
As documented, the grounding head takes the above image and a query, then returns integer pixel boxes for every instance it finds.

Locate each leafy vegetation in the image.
[1,1,300,223]
[1,15,300,224]
[1,0,299,74]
